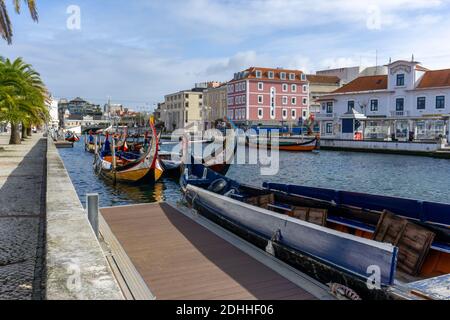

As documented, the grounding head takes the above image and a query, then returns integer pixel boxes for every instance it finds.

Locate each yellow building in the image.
[162,82,222,132]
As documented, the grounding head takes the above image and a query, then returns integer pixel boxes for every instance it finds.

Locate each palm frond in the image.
[0,0,13,44]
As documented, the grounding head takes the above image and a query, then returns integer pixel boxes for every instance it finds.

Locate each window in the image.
[291,109,296,119]
[289,73,296,80]
[347,100,355,112]
[370,99,378,111]
[282,96,288,105]
[282,83,288,92]
[326,102,333,113]
[280,72,286,80]
[268,71,274,79]
[185,94,189,99]
[291,97,297,105]
[282,109,287,119]
[301,74,306,81]
[303,98,308,105]
[396,98,404,111]
[291,84,297,92]
[242,82,246,91]
[258,82,263,91]
[256,70,262,78]
[303,85,308,93]
[185,102,189,108]
[258,108,263,119]
[258,95,263,104]
[396,74,405,86]
[436,96,445,109]
[417,97,426,110]
[185,111,188,122]
[326,123,333,134]
[303,111,307,117]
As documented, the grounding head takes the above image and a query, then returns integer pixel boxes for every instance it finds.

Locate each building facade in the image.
[203,83,227,129]
[227,67,309,127]
[162,88,204,131]
[316,60,450,142]
[306,75,341,115]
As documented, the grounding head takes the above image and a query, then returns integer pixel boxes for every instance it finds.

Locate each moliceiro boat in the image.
[159,125,237,177]
[246,135,320,152]
[180,163,449,300]
[93,118,163,183]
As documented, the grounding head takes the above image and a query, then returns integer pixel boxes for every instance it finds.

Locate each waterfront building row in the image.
[316,60,450,142]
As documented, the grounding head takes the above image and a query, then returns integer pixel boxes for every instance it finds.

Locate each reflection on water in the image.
[58,140,450,208]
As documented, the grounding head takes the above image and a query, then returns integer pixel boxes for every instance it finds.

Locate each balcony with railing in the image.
[314,112,337,119]
[390,110,410,117]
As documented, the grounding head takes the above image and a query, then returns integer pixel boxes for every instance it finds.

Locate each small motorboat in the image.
[65,132,80,142]
[180,162,450,300]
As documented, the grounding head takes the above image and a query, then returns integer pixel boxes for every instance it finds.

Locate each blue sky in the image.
[2,0,450,111]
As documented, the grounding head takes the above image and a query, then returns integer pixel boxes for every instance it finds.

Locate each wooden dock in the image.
[99,202,333,300]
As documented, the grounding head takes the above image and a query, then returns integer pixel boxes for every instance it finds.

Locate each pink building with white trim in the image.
[227,67,309,126]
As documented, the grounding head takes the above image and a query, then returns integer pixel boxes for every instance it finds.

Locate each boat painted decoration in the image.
[93,118,162,183]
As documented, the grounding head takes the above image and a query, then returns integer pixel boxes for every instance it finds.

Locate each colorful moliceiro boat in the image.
[181,163,450,300]
[93,120,163,183]
[247,135,320,151]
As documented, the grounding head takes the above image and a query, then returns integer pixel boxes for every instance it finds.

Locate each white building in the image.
[48,98,59,129]
[316,60,450,143]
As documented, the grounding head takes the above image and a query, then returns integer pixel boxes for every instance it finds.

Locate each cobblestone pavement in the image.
[0,134,46,300]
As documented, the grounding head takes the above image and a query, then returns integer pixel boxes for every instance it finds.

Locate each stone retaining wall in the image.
[46,137,123,300]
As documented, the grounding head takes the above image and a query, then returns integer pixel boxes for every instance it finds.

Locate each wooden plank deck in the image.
[100,202,320,300]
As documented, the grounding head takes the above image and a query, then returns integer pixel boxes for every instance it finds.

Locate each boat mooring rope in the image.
[328,283,362,300]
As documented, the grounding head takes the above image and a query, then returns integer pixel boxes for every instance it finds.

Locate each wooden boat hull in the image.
[180,163,450,300]
[247,136,320,152]
[184,184,397,300]
[85,143,96,153]
[66,136,79,142]
[93,119,162,184]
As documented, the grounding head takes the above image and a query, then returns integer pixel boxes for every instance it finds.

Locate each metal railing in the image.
[390,110,410,117]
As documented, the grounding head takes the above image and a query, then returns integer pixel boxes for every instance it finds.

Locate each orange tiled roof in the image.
[230,67,306,82]
[332,75,387,94]
[306,74,341,85]
[417,69,450,89]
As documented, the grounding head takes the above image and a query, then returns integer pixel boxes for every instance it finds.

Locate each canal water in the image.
[58,140,450,208]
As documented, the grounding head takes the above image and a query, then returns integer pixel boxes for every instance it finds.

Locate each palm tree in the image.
[0,57,49,144]
[0,0,38,44]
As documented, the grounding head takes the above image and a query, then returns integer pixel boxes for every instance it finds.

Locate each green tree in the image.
[0,0,38,44]
[0,57,49,144]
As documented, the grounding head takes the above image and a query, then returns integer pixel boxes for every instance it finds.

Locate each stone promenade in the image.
[0,133,46,300]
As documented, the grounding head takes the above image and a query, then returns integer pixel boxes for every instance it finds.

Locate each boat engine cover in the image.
[208,178,228,194]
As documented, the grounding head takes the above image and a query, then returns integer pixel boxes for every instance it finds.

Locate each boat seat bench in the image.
[241,194,450,254]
